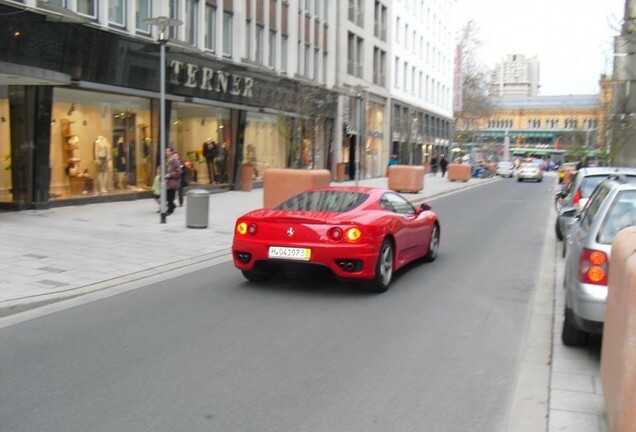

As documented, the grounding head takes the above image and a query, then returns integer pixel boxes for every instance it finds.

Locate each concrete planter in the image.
[263,168,330,208]
[387,165,425,193]
[600,226,636,432]
[447,163,471,182]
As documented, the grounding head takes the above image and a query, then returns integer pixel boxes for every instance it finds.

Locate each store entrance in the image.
[112,112,136,189]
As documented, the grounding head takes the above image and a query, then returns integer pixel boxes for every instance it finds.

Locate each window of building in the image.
[109,0,126,27]
[314,48,320,81]
[169,0,181,39]
[136,0,151,33]
[77,0,96,18]
[394,57,400,87]
[186,0,199,45]
[281,34,288,73]
[395,17,400,43]
[256,25,265,64]
[269,30,277,68]
[205,2,217,52]
[223,11,233,57]
[305,44,311,78]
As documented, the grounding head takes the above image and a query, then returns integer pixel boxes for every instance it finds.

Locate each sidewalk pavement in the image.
[0,171,607,432]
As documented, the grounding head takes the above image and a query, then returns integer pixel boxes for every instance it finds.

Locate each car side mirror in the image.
[562,208,578,218]
[420,203,432,212]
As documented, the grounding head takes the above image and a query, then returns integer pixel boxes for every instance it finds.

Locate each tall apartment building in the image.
[490,54,540,98]
[0,0,455,209]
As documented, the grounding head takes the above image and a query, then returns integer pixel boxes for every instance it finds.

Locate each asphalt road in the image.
[0,178,555,432]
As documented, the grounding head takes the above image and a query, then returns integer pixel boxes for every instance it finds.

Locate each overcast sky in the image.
[453,0,626,96]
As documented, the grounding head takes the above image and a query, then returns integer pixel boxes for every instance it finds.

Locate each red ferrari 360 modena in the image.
[231,187,440,292]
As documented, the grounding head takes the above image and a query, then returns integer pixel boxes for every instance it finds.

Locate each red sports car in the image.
[232,187,440,292]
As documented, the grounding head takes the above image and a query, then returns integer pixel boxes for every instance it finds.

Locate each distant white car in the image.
[496,161,515,178]
[517,162,544,182]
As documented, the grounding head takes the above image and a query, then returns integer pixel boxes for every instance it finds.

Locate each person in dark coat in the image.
[164,147,182,215]
[440,155,449,177]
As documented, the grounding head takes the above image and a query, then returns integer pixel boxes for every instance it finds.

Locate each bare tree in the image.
[454,19,492,140]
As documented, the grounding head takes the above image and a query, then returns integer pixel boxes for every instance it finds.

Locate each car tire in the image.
[423,224,440,262]
[562,239,567,258]
[561,308,589,346]
[517,178,522,182]
[555,219,563,241]
[363,239,393,293]
[241,270,271,282]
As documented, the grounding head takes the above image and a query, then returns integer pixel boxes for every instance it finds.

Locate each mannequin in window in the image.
[93,136,112,194]
[115,136,127,189]
[202,139,217,183]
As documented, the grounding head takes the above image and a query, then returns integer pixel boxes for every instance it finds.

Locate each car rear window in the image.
[274,190,369,212]
[580,175,608,197]
[598,190,636,244]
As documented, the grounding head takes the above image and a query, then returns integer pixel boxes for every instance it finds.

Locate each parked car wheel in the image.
[555,219,563,241]
[561,308,589,346]
[363,239,393,293]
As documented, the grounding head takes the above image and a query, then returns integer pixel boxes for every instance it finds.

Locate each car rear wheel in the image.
[363,239,393,293]
[423,224,440,262]
[555,219,563,241]
[561,308,589,346]
[241,270,271,282]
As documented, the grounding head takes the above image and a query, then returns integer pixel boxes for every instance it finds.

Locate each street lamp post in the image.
[144,16,182,223]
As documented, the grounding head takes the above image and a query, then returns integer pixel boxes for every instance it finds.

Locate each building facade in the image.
[0,0,338,209]
[0,0,456,210]
[455,95,600,164]
[489,54,540,98]
[388,0,454,167]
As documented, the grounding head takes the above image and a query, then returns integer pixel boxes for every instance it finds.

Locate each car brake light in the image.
[344,227,362,242]
[578,248,608,285]
[236,221,258,236]
[573,189,581,206]
[328,227,343,241]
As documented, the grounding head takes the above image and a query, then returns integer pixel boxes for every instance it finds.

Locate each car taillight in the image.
[573,189,581,206]
[328,227,343,241]
[328,226,362,242]
[236,221,258,236]
[345,227,362,242]
[578,248,608,285]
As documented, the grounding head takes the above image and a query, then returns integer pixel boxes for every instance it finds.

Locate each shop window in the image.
[50,88,152,199]
[0,91,11,203]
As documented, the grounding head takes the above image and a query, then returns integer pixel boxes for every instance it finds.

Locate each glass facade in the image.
[244,112,290,181]
[49,88,151,199]
[0,89,10,203]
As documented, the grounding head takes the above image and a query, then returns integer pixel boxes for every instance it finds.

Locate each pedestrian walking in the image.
[174,152,189,207]
[440,155,448,177]
[151,166,161,212]
[164,147,182,215]
[430,156,438,176]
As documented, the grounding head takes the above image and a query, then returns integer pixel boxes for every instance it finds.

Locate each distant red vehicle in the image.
[232,187,440,292]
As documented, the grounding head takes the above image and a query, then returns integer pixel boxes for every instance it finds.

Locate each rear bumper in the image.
[232,238,379,280]
[571,282,607,327]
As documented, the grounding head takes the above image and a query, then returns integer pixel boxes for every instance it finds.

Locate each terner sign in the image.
[169,60,254,98]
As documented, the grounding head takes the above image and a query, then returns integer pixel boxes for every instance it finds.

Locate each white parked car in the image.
[495,161,515,178]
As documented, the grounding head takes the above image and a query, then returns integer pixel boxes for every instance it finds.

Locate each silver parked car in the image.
[516,161,543,182]
[562,175,636,346]
[554,167,636,244]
